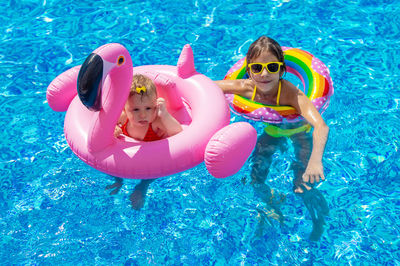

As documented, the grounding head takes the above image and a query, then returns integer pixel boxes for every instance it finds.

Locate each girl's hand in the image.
[154,97,183,137]
[114,125,123,138]
[302,160,325,185]
[157,97,167,118]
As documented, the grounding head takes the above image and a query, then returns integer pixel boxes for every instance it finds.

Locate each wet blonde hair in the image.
[130,74,157,99]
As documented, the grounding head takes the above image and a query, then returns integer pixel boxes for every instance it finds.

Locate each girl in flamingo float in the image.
[46,43,257,211]
[107,74,182,210]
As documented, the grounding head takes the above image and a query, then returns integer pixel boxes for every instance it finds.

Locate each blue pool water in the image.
[1,0,399,264]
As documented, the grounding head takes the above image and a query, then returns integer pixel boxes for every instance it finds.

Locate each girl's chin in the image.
[256,81,277,91]
[133,121,149,126]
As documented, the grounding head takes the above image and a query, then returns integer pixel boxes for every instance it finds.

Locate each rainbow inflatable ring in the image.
[224,47,334,124]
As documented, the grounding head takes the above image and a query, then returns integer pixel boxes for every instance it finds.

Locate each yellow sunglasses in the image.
[248,62,283,74]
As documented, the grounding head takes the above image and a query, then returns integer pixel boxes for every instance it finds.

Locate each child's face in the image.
[125,94,157,126]
[249,51,282,92]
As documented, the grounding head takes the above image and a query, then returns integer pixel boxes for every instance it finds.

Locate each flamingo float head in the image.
[74,43,133,152]
[77,43,133,112]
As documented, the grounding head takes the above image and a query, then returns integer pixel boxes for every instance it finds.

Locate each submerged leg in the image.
[251,133,285,224]
[129,179,155,210]
[250,133,282,185]
[105,177,123,195]
[290,132,329,241]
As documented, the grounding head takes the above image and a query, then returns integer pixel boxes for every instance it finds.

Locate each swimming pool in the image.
[1,0,399,264]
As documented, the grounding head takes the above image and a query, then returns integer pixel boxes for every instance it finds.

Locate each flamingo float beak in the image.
[77,53,104,111]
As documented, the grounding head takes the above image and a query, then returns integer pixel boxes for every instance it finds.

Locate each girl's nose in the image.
[260,67,269,76]
[139,111,146,118]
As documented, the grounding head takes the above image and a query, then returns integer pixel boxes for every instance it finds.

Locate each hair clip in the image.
[136,86,146,94]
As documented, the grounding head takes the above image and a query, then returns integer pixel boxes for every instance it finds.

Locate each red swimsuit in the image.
[121,120,162,141]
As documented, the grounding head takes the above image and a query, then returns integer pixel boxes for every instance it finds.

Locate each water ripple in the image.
[1,0,400,265]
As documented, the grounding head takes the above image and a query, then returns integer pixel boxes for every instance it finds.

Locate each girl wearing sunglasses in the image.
[215,36,330,241]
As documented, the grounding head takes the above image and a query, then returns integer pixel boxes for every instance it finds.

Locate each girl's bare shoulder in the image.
[280,79,305,106]
[281,79,300,92]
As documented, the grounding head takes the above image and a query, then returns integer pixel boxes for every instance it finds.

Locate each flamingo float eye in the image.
[117,55,125,66]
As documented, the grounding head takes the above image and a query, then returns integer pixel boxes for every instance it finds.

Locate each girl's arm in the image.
[156,98,182,137]
[117,110,128,126]
[114,110,128,137]
[286,85,330,185]
[215,79,254,96]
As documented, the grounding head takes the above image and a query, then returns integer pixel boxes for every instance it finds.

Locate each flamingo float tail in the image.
[177,44,197,79]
